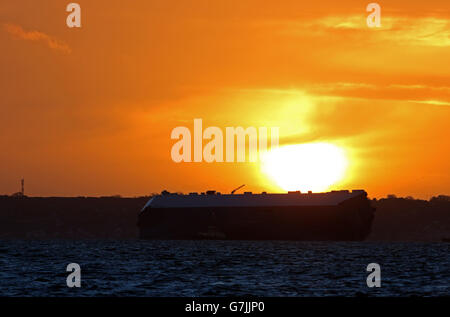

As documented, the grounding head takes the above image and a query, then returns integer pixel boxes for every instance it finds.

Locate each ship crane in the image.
[231,184,245,195]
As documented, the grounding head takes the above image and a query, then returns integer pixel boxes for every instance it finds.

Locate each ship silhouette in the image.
[138,189,375,241]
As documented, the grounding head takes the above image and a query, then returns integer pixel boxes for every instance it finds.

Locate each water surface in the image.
[0,240,448,296]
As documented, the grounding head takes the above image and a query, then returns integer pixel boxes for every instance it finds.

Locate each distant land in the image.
[0,194,449,241]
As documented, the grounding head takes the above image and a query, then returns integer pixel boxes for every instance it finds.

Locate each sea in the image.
[0,240,448,297]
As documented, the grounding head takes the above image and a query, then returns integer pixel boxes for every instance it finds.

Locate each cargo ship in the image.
[138,190,375,241]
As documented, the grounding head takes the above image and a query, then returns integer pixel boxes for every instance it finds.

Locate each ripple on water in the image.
[0,240,448,296]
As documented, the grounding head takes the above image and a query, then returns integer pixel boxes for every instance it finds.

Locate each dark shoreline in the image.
[0,195,448,241]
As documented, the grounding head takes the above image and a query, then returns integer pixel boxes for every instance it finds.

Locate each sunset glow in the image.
[0,1,449,199]
[261,143,348,192]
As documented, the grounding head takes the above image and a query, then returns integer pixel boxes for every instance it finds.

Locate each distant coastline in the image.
[0,195,448,241]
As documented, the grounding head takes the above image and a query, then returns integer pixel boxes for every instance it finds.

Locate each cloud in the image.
[379,17,450,47]
[244,82,450,108]
[3,23,71,54]
[269,15,450,47]
[303,82,450,106]
[408,99,450,106]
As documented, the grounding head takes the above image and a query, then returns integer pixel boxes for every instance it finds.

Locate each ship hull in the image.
[138,194,375,241]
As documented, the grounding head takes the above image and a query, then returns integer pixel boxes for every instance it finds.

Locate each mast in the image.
[231,184,245,194]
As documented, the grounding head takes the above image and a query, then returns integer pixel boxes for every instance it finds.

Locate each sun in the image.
[260,143,349,193]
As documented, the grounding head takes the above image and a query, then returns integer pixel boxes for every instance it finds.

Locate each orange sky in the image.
[1,0,449,199]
